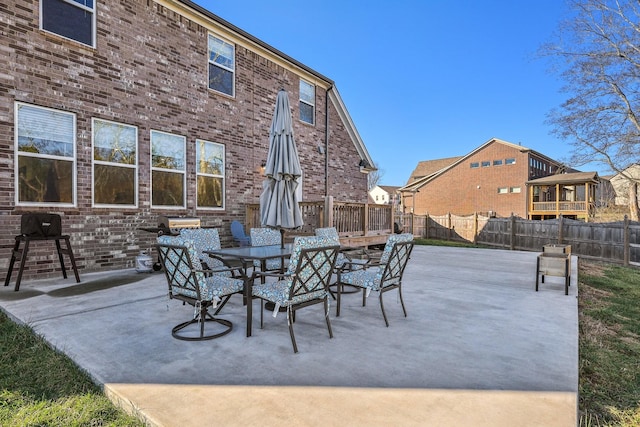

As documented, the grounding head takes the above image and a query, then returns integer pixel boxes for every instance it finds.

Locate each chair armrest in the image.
[341,259,386,271]
[252,270,293,281]
[197,267,244,278]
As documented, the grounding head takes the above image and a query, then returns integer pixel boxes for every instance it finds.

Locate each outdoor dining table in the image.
[205,243,293,337]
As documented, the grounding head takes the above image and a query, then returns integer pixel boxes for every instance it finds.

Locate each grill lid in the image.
[157,216,200,230]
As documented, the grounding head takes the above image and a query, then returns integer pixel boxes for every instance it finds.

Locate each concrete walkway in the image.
[0,246,579,426]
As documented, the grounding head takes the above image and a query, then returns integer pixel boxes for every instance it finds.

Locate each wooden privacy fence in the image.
[397,213,640,267]
[396,212,492,243]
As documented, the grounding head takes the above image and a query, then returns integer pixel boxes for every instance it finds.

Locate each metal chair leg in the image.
[324,297,333,338]
[287,306,298,353]
[379,291,389,327]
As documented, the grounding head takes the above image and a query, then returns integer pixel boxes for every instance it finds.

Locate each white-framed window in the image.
[151,130,186,208]
[15,102,76,206]
[92,118,138,207]
[505,158,516,165]
[493,159,503,166]
[41,0,96,47]
[299,79,315,124]
[497,187,508,194]
[208,34,235,96]
[196,139,225,209]
[470,162,479,168]
[481,161,490,167]
[510,187,521,193]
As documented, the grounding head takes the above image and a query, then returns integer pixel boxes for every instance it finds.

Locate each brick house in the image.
[399,138,564,218]
[0,0,374,280]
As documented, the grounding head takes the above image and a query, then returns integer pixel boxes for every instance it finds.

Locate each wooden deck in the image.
[246,196,395,247]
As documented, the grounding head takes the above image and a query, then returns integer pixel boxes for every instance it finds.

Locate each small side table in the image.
[535,252,570,295]
[4,235,81,291]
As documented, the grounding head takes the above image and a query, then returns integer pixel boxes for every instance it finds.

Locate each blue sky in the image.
[193,0,600,185]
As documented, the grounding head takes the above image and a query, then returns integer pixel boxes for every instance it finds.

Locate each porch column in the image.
[555,183,561,218]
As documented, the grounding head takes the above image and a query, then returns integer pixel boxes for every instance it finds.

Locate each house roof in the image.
[526,172,600,185]
[400,137,565,193]
[406,156,463,185]
[174,0,374,170]
[378,185,401,194]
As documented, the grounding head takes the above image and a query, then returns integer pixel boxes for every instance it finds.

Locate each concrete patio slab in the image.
[0,245,579,426]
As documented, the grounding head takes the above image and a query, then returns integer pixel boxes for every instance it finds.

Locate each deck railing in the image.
[532,201,587,212]
[246,197,394,241]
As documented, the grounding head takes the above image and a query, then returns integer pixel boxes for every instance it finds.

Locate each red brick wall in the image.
[409,142,532,217]
[0,0,368,280]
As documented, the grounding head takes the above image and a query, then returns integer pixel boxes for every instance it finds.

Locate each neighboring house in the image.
[526,172,599,220]
[596,175,615,207]
[0,0,374,278]
[399,138,566,218]
[369,185,402,211]
[609,164,640,206]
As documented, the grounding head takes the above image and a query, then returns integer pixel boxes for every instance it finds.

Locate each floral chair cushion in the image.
[157,235,243,302]
[179,228,231,276]
[378,233,414,264]
[252,236,337,307]
[338,234,414,291]
[250,227,285,271]
[315,227,348,268]
[315,227,372,270]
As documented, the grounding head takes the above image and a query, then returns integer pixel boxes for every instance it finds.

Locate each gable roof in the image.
[400,137,564,193]
[406,156,463,185]
[174,0,374,169]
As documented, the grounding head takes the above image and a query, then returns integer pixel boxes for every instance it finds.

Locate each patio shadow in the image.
[48,272,155,297]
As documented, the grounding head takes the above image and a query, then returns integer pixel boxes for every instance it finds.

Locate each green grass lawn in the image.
[578,261,640,426]
[0,313,144,426]
[0,239,639,426]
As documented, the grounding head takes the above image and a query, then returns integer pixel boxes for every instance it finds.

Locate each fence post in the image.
[473,211,478,244]
[409,212,416,234]
[324,196,333,228]
[510,214,516,250]
[624,215,630,266]
[363,203,370,236]
[425,212,429,239]
[558,214,564,244]
[390,206,395,234]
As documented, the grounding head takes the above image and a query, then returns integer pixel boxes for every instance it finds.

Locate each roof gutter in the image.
[325,85,333,197]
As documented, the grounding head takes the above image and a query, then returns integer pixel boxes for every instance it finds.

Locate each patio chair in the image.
[251,236,339,353]
[250,227,286,273]
[315,227,371,298]
[156,235,244,341]
[335,233,414,326]
[230,220,251,247]
[315,227,371,270]
[179,228,235,275]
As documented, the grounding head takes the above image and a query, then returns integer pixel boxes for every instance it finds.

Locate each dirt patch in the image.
[580,260,607,278]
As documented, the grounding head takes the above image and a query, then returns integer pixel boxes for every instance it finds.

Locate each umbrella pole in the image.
[280,228,285,249]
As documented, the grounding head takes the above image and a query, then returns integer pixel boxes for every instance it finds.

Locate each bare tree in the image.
[541,0,640,220]
[367,162,384,190]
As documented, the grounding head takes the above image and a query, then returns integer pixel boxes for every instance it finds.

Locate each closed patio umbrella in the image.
[259,89,303,248]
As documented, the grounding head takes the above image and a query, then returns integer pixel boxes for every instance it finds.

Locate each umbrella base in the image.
[265,301,287,312]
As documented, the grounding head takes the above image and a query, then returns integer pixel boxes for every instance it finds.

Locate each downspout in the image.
[324,85,333,197]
